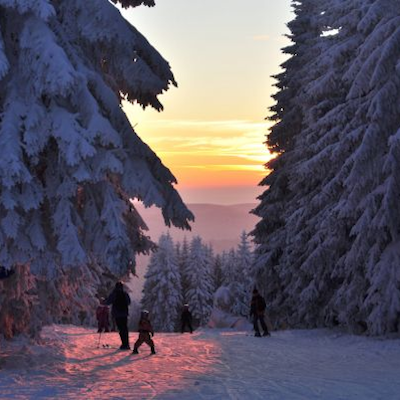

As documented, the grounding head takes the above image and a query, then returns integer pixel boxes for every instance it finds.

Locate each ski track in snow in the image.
[1,325,400,399]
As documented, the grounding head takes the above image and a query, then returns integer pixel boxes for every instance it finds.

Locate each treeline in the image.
[141,232,254,332]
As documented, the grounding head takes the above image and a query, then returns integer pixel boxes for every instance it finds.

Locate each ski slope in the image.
[1,325,400,399]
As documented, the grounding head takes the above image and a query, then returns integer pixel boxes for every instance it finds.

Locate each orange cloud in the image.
[124,108,274,190]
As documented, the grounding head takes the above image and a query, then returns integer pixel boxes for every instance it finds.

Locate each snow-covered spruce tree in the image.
[281,0,372,330]
[141,234,182,332]
[252,0,327,324]
[211,253,224,289]
[183,236,214,326]
[177,237,190,303]
[272,0,400,333]
[0,0,193,337]
[230,231,253,317]
[221,249,237,286]
[329,0,400,335]
[267,0,366,328]
[218,233,253,317]
[254,0,400,335]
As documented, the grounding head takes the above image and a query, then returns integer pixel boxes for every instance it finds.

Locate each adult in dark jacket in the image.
[181,304,193,334]
[250,289,270,337]
[132,310,156,355]
[106,282,131,349]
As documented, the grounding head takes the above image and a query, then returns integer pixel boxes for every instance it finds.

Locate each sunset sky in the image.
[121,0,292,204]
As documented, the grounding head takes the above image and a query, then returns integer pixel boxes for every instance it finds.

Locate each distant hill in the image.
[128,203,259,301]
[135,202,259,253]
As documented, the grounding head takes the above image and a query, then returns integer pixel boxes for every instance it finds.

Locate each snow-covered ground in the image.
[1,325,400,399]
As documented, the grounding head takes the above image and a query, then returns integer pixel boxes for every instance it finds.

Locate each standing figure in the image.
[96,298,110,333]
[250,289,270,337]
[106,282,131,350]
[132,310,156,355]
[181,304,193,334]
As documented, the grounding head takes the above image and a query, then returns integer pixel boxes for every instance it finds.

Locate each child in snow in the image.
[132,310,156,355]
[250,289,270,337]
[181,304,193,334]
[96,298,110,333]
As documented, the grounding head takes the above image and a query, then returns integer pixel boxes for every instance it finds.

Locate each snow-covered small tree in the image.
[177,237,190,303]
[217,233,253,317]
[211,253,224,289]
[230,231,253,316]
[221,249,237,286]
[183,236,214,326]
[141,234,182,332]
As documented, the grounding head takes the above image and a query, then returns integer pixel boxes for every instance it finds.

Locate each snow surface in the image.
[1,325,400,399]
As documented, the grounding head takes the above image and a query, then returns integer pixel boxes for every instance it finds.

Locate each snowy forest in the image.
[141,232,253,332]
[2,0,400,398]
[0,0,399,343]
[252,0,400,336]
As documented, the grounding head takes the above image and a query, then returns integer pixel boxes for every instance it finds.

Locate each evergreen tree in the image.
[142,234,182,332]
[0,0,193,276]
[204,243,216,293]
[177,237,190,304]
[253,0,400,334]
[212,253,224,289]
[183,236,214,326]
[219,233,253,317]
[231,231,253,317]
[252,0,326,322]
[331,0,400,334]
[222,249,237,286]
[0,0,193,337]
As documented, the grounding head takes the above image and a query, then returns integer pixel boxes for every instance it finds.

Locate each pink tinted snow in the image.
[1,325,400,399]
[1,325,222,399]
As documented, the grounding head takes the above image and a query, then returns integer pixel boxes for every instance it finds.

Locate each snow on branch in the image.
[0,0,55,21]
[111,0,155,8]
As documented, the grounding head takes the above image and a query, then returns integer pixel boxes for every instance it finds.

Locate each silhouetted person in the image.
[96,298,110,333]
[250,289,270,337]
[132,310,156,355]
[106,282,131,349]
[181,304,193,333]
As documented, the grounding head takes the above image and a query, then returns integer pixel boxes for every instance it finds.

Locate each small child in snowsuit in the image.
[96,298,110,333]
[132,310,156,355]
[181,304,193,334]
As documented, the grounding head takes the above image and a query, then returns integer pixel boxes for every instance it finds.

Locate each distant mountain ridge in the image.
[135,202,259,253]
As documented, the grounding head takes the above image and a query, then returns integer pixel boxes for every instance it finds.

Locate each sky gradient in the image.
[121,0,293,204]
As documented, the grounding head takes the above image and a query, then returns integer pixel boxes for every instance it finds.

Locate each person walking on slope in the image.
[96,298,110,333]
[250,288,270,337]
[132,310,156,355]
[106,282,131,350]
[181,304,193,334]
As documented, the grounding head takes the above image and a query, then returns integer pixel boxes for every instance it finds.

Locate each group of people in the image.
[96,282,195,354]
[97,283,270,354]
